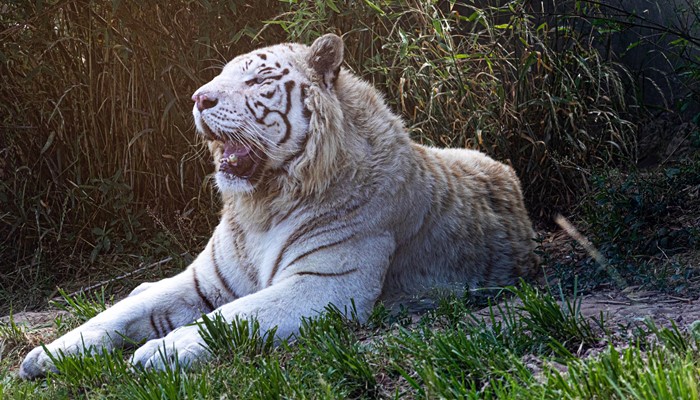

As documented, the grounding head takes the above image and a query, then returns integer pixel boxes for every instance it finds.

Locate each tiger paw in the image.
[131,324,210,371]
[19,346,58,379]
[19,328,113,379]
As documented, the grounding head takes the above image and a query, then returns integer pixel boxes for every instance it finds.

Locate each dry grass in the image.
[0,0,286,310]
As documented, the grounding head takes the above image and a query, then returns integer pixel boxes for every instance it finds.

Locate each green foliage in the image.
[508,282,598,351]
[577,0,700,121]
[0,314,26,345]
[123,363,212,400]
[383,282,599,397]
[549,345,700,400]
[0,0,286,311]
[48,347,131,391]
[586,163,700,257]
[390,323,530,397]
[245,358,296,399]
[295,305,378,398]
[1,0,645,311]
[1,1,698,395]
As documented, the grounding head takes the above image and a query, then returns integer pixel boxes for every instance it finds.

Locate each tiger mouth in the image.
[218,141,262,180]
[198,121,264,181]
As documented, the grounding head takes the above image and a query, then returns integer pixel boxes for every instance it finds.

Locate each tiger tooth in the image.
[221,154,238,164]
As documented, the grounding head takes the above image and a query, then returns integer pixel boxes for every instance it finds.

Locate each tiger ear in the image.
[308,33,344,89]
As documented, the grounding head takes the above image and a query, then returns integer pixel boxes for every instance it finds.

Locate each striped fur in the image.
[19,34,536,378]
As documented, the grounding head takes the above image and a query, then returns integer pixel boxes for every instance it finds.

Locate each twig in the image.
[599,300,632,305]
[659,129,694,167]
[666,295,692,303]
[50,253,189,303]
[554,214,628,288]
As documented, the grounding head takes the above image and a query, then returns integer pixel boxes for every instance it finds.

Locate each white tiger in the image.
[19,34,537,378]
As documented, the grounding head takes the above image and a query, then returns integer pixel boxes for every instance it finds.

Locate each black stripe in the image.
[274,200,303,225]
[156,315,169,336]
[193,268,215,312]
[286,198,367,253]
[164,314,175,332]
[302,220,363,245]
[285,234,358,271]
[226,217,260,287]
[212,236,238,299]
[419,149,440,216]
[484,180,498,212]
[275,80,295,146]
[296,268,358,278]
[245,97,258,119]
[149,314,161,337]
[435,157,457,213]
[300,83,311,119]
[281,132,310,167]
[242,262,259,288]
[214,263,237,298]
[228,216,247,260]
[268,199,368,285]
[245,81,293,132]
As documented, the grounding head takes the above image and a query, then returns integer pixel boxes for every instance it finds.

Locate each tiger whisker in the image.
[240,125,286,162]
[242,123,279,148]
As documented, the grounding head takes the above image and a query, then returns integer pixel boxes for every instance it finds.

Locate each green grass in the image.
[2,283,699,399]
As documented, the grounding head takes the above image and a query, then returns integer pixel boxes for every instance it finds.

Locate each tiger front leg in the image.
[131,272,383,371]
[18,264,222,380]
[131,234,394,371]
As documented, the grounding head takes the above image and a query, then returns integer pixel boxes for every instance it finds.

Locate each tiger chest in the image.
[214,216,300,290]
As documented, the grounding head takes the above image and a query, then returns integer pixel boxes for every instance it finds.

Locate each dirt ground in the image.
[472,287,700,334]
[526,227,700,336]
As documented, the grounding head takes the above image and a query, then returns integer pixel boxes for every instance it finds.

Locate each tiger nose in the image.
[192,93,218,112]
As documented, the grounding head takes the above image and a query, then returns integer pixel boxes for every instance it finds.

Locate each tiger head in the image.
[192,34,345,195]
